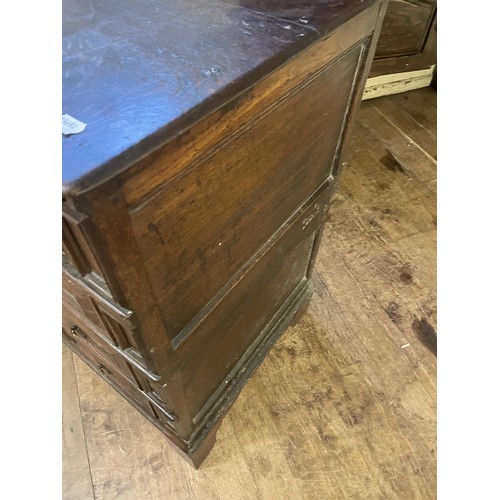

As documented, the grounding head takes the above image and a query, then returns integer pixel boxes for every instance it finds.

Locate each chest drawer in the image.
[62,301,159,384]
[64,331,175,427]
[62,268,155,369]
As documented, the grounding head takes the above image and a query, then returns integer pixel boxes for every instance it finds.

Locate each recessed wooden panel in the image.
[374,0,434,59]
[369,0,436,78]
[130,44,364,341]
[62,207,106,279]
[176,188,330,418]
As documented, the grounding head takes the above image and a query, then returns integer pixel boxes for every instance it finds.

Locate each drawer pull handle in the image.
[70,324,89,340]
[63,328,77,343]
[98,364,111,376]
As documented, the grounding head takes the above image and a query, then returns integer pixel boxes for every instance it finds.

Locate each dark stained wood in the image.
[62,0,377,194]
[228,0,377,36]
[370,0,436,77]
[62,0,388,468]
[176,186,332,419]
[62,203,107,283]
[63,88,436,498]
[121,3,381,208]
[129,44,364,342]
[375,0,435,58]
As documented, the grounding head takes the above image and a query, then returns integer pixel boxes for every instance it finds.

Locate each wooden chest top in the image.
[62,0,375,194]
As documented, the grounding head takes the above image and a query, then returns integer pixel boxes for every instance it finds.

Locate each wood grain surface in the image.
[369,5,436,78]
[62,87,436,499]
[62,0,377,193]
[62,346,94,499]
[374,0,435,58]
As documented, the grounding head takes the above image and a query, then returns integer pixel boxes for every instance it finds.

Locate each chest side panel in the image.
[128,42,365,342]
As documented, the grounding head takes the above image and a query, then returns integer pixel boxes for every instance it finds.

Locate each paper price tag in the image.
[62,114,87,136]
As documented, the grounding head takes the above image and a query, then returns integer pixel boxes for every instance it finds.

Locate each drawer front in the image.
[62,269,153,368]
[63,304,136,382]
[64,334,175,427]
[62,272,131,346]
[129,42,365,341]
[176,185,331,419]
[62,299,159,384]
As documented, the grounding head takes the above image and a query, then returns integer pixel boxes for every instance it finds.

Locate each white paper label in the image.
[62,114,87,136]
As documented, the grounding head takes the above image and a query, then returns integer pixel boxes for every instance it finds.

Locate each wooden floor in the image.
[63,87,437,500]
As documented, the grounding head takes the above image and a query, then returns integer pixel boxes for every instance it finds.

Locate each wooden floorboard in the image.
[388,88,437,137]
[355,105,437,191]
[62,346,95,500]
[63,87,437,499]
[369,97,437,160]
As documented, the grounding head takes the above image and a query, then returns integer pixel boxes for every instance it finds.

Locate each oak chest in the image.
[62,0,387,467]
